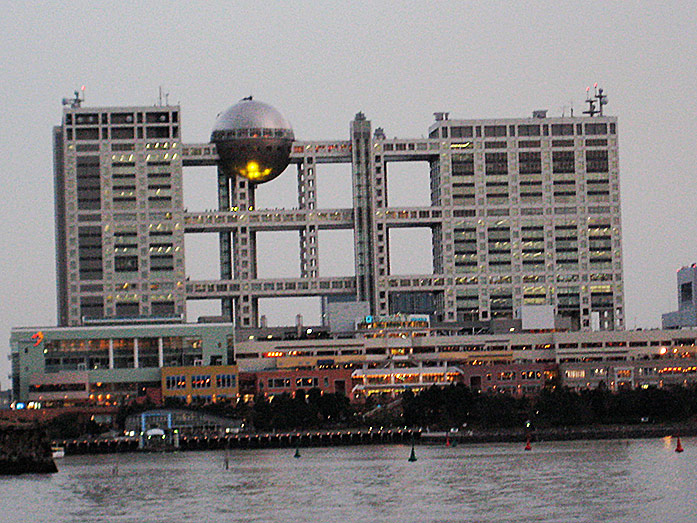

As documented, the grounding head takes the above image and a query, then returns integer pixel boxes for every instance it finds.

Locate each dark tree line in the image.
[41,383,697,439]
[161,391,355,431]
[401,383,697,429]
[250,389,355,431]
[402,384,528,429]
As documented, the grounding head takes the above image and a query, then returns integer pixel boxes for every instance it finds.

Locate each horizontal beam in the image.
[184,209,354,233]
[186,277,357,299]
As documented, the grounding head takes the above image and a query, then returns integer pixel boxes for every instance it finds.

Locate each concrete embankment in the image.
[0,425,58,475]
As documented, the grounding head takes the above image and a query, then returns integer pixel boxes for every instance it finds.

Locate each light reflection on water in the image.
[1,438,695,523]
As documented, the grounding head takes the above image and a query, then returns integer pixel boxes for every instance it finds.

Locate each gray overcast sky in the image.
[1,1,696,388]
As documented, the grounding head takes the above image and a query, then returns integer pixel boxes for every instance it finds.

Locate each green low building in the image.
[10,322,234,405]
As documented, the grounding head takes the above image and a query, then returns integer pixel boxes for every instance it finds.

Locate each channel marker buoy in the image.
[675,436,684,453]
[408,439,417,462]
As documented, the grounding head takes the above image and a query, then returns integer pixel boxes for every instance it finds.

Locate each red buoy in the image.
[445,435,451,447]
[524,438,532,451]
[675,436,684,453]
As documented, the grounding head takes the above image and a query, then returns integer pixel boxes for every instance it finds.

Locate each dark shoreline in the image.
[0,426,58,475]
[53,422,697,455]
[420,422,697,445]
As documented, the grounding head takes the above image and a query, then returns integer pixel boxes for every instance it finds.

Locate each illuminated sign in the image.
[31,331,44,346]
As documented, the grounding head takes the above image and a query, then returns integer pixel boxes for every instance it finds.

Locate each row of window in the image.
[165,374,237,390]
[565,366,697,379]
[432,122,615,139]
[450,150,610,177]
[66,111,177,126]
[69,126,179,141]
[30,383,87,393]
[498,370,543,380]
[265,377,321,389]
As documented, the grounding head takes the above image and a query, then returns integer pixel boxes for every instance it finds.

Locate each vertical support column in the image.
[231,177,258,328]
[579,220,591,331]
[435,152,457,322]
[374,219,390,318]
[610,132,624,330]
[108,338,114,369]
[298,160,319,278]
[351,113,375,312]
[133,338,139,369]
[218,170,233,321]
[609,219,622,330]
[158,337,164,368]
[371,152,390,317]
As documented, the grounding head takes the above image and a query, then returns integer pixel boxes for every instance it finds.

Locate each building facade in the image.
[54,99,622,332]
[11,94,632,404]
[242,367,355,401]
[662,264,697,328]
[188,110,623,332]
[161,364,239,403]
[54,104,186,326]
[10,323,233,405]
[10,321,697,404]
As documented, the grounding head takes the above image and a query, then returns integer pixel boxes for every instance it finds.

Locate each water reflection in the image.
[1,438,695,523]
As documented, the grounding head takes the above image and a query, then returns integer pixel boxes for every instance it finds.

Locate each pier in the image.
[56,427,421,455]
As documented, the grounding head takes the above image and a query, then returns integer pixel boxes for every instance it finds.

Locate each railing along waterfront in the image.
[56,427,421,455]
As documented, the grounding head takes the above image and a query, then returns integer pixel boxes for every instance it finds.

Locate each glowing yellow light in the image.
[239,161,273,181]
[239,161,261,179]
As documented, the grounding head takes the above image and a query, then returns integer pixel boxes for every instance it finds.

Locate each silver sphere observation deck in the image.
[210,97,294,184]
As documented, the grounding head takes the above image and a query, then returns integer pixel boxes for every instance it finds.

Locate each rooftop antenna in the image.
[157,86,171,106]
[583,86,598,117]
[561,102,573,117]
[157,86,170,106]
[595,83,608,116]
[62,85,85,108]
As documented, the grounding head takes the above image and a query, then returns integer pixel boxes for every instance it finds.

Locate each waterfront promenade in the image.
[56,427,420,455]
[53,422,697,455]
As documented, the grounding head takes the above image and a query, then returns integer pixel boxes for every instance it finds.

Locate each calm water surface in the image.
[2,437,695,523]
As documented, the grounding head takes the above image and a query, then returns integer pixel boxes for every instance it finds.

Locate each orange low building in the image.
[241,367,355,401]
[161,364,238,403]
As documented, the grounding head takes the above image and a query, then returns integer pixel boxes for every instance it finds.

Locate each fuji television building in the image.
[10,92,697,405]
